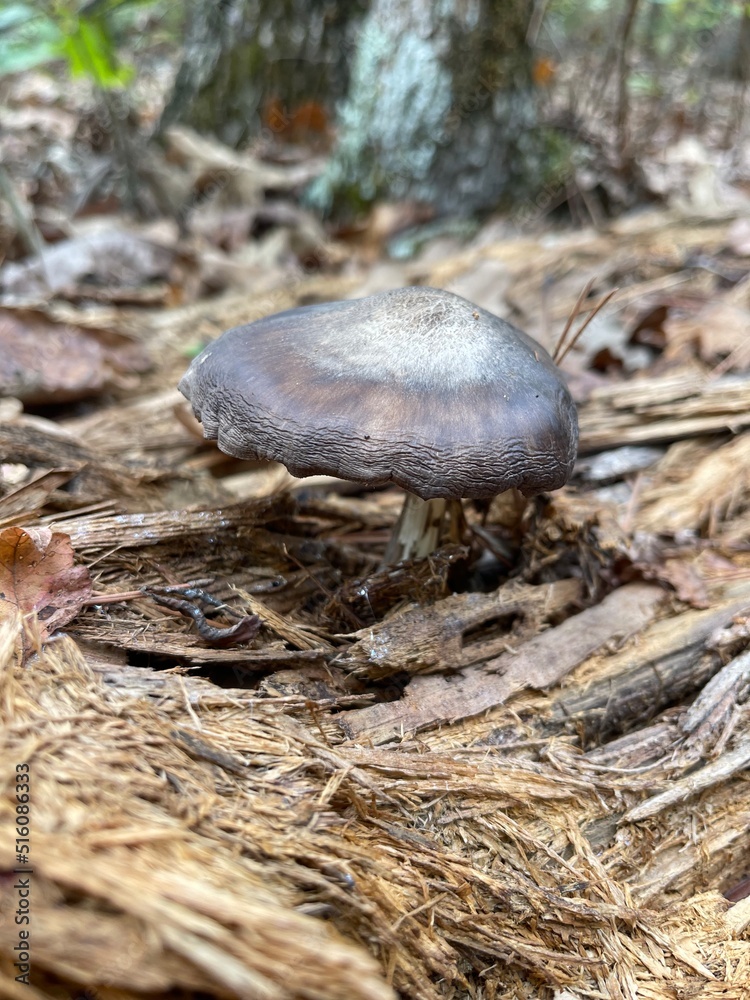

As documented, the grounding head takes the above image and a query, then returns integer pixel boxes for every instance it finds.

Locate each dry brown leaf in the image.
[0,526,92,638]
[648,558,710,609]
[0,230,176,298]
[666,301,750,369]
[0,309,150,403]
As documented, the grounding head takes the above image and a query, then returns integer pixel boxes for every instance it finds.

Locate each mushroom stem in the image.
[383,493,449,565]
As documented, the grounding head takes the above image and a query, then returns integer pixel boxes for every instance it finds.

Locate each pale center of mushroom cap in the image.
[281,288,546,391]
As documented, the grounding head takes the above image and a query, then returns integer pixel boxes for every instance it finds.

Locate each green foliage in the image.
[0,0,161,85]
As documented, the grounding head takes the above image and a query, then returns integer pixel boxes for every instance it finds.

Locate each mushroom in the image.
[178,286,578,563]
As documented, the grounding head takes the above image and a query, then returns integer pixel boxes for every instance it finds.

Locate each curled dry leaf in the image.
[0,525,92,639]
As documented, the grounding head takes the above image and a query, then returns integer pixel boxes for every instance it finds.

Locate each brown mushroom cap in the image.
[179,286,578,500]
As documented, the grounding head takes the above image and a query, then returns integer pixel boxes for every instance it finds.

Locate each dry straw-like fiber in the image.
[2,609,750,999]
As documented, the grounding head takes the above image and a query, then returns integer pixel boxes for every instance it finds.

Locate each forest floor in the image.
[2,68,750,1000]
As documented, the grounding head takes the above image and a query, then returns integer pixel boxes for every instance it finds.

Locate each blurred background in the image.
[0,0,748,326]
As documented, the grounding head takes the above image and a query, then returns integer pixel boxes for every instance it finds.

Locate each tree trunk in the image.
[161,0,552,218]
[739,7,750,83]
[705,5,750,82]
[307,0,548,217]
[159,0,366,147]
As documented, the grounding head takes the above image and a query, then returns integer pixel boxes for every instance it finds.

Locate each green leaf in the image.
[0,1,146,85]
[60,13,133,88]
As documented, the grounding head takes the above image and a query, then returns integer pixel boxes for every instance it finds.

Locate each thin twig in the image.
[552,278,595,363]
[615,0,642,161]
[554,285,619,368]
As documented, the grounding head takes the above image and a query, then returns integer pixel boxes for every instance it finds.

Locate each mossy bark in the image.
[308,0,547,217]
[158,0,366,147]
[161,0,550,217]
